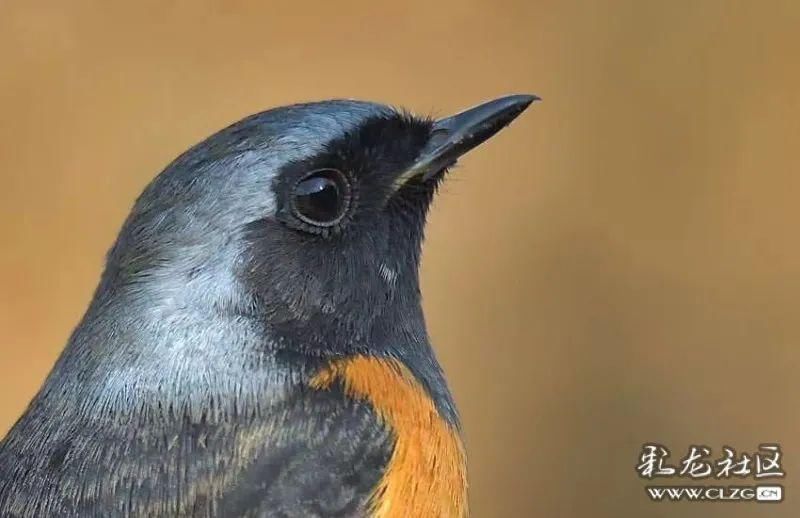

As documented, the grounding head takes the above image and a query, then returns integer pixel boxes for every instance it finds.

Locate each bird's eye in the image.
[291,169,351,227]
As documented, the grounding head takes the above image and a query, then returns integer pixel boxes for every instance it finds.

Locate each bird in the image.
[0,94,536,517]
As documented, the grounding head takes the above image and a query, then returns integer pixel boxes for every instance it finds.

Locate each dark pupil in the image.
[294,174,342,223]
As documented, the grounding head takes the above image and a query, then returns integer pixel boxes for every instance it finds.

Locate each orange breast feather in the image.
[310,356,468,518]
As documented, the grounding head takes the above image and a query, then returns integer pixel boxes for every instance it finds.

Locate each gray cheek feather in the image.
[33,101,396,422]
[378,263,398,287]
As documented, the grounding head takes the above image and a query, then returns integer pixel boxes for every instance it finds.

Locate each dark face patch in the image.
[241,111,441,357]
[271,112,434,238]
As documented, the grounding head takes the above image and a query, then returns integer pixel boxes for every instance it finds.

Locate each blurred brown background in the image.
[1,1,798,516]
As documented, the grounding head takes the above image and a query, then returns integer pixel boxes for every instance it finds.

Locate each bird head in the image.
[102,95,537,357]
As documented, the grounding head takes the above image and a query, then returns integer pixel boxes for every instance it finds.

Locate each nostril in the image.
[426,128,452,149]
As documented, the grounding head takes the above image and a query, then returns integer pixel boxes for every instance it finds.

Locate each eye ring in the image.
[290,168,353,228]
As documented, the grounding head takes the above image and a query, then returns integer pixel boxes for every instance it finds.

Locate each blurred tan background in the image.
[1,1,799,516]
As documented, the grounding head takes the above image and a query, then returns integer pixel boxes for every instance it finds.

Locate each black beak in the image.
[397,94,539,186]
